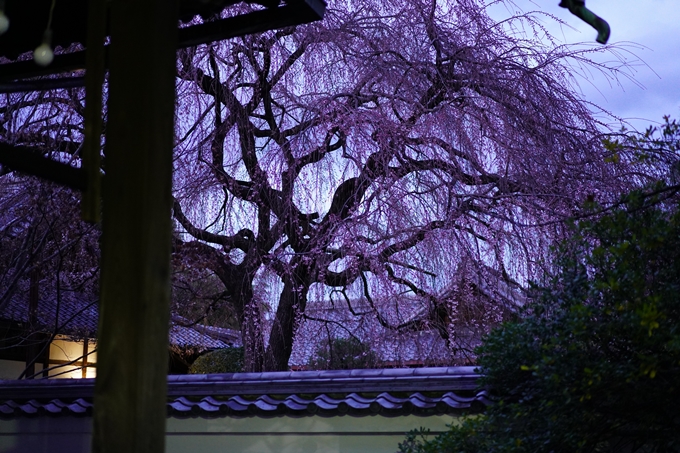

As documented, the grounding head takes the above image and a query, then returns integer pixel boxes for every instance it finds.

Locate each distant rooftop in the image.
[1,292,241,351]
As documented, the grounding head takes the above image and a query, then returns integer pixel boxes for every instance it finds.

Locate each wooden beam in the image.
[0,77,86,93]
[82,337,89,379]
[24,268,40,379]
[0,0,326,85]
[0,51,91,83]
[0,143,87,191]
[92,0,177,452]
[178,0,325,48]
[81,0,107,223]
[47,358,96,367]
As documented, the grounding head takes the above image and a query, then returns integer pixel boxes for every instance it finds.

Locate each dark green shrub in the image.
[401,187,680,453]
[189,347,244,374]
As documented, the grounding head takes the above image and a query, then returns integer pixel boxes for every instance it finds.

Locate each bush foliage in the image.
[401,187,680,453]
[189,347,244,374]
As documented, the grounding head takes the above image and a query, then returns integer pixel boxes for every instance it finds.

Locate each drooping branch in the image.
[293,127,345,176]
[172,198,254,252]
[378,220,445,261]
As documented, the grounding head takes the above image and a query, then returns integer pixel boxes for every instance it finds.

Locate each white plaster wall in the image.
[166,414,456,453]
[0,414,456,453]
[0,417,92,453]
[0,360,26,381]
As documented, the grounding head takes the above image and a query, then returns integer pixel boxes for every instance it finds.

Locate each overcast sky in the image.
[488,0,680,132]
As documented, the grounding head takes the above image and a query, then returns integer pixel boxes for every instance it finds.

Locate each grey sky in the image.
[489,0,680,131]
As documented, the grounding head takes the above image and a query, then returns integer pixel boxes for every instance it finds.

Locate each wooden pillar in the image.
[24,267,40,378]
[81,337,89,379]
[81,0,106,224]
[92,0,177,452]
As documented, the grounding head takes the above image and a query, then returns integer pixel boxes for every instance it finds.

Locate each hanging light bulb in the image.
[34,29,54,66]
[0,0,9,35]
[34,0,57,66]
[0,12,8,35]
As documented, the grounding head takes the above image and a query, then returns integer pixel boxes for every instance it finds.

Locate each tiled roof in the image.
[0,367,488,418]
[291,265,525,368]
[290,299,454,367]
[0,398,92,416]
[2,291,99,337]
[169,319,242,350]
[1,293,241,350]
[166,391,486,417]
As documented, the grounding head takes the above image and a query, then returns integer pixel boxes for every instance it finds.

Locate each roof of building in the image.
[2,291,98,337]
[290,299,454,367]
[169,315,241,350]
[1,292,241,351]
[0,366,488,418]
[290,263,525,368]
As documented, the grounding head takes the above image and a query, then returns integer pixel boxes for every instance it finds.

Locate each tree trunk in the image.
[265,276,308,371]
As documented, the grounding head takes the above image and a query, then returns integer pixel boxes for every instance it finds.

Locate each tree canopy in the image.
[0,0,668,372]
[170,0,654,370]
